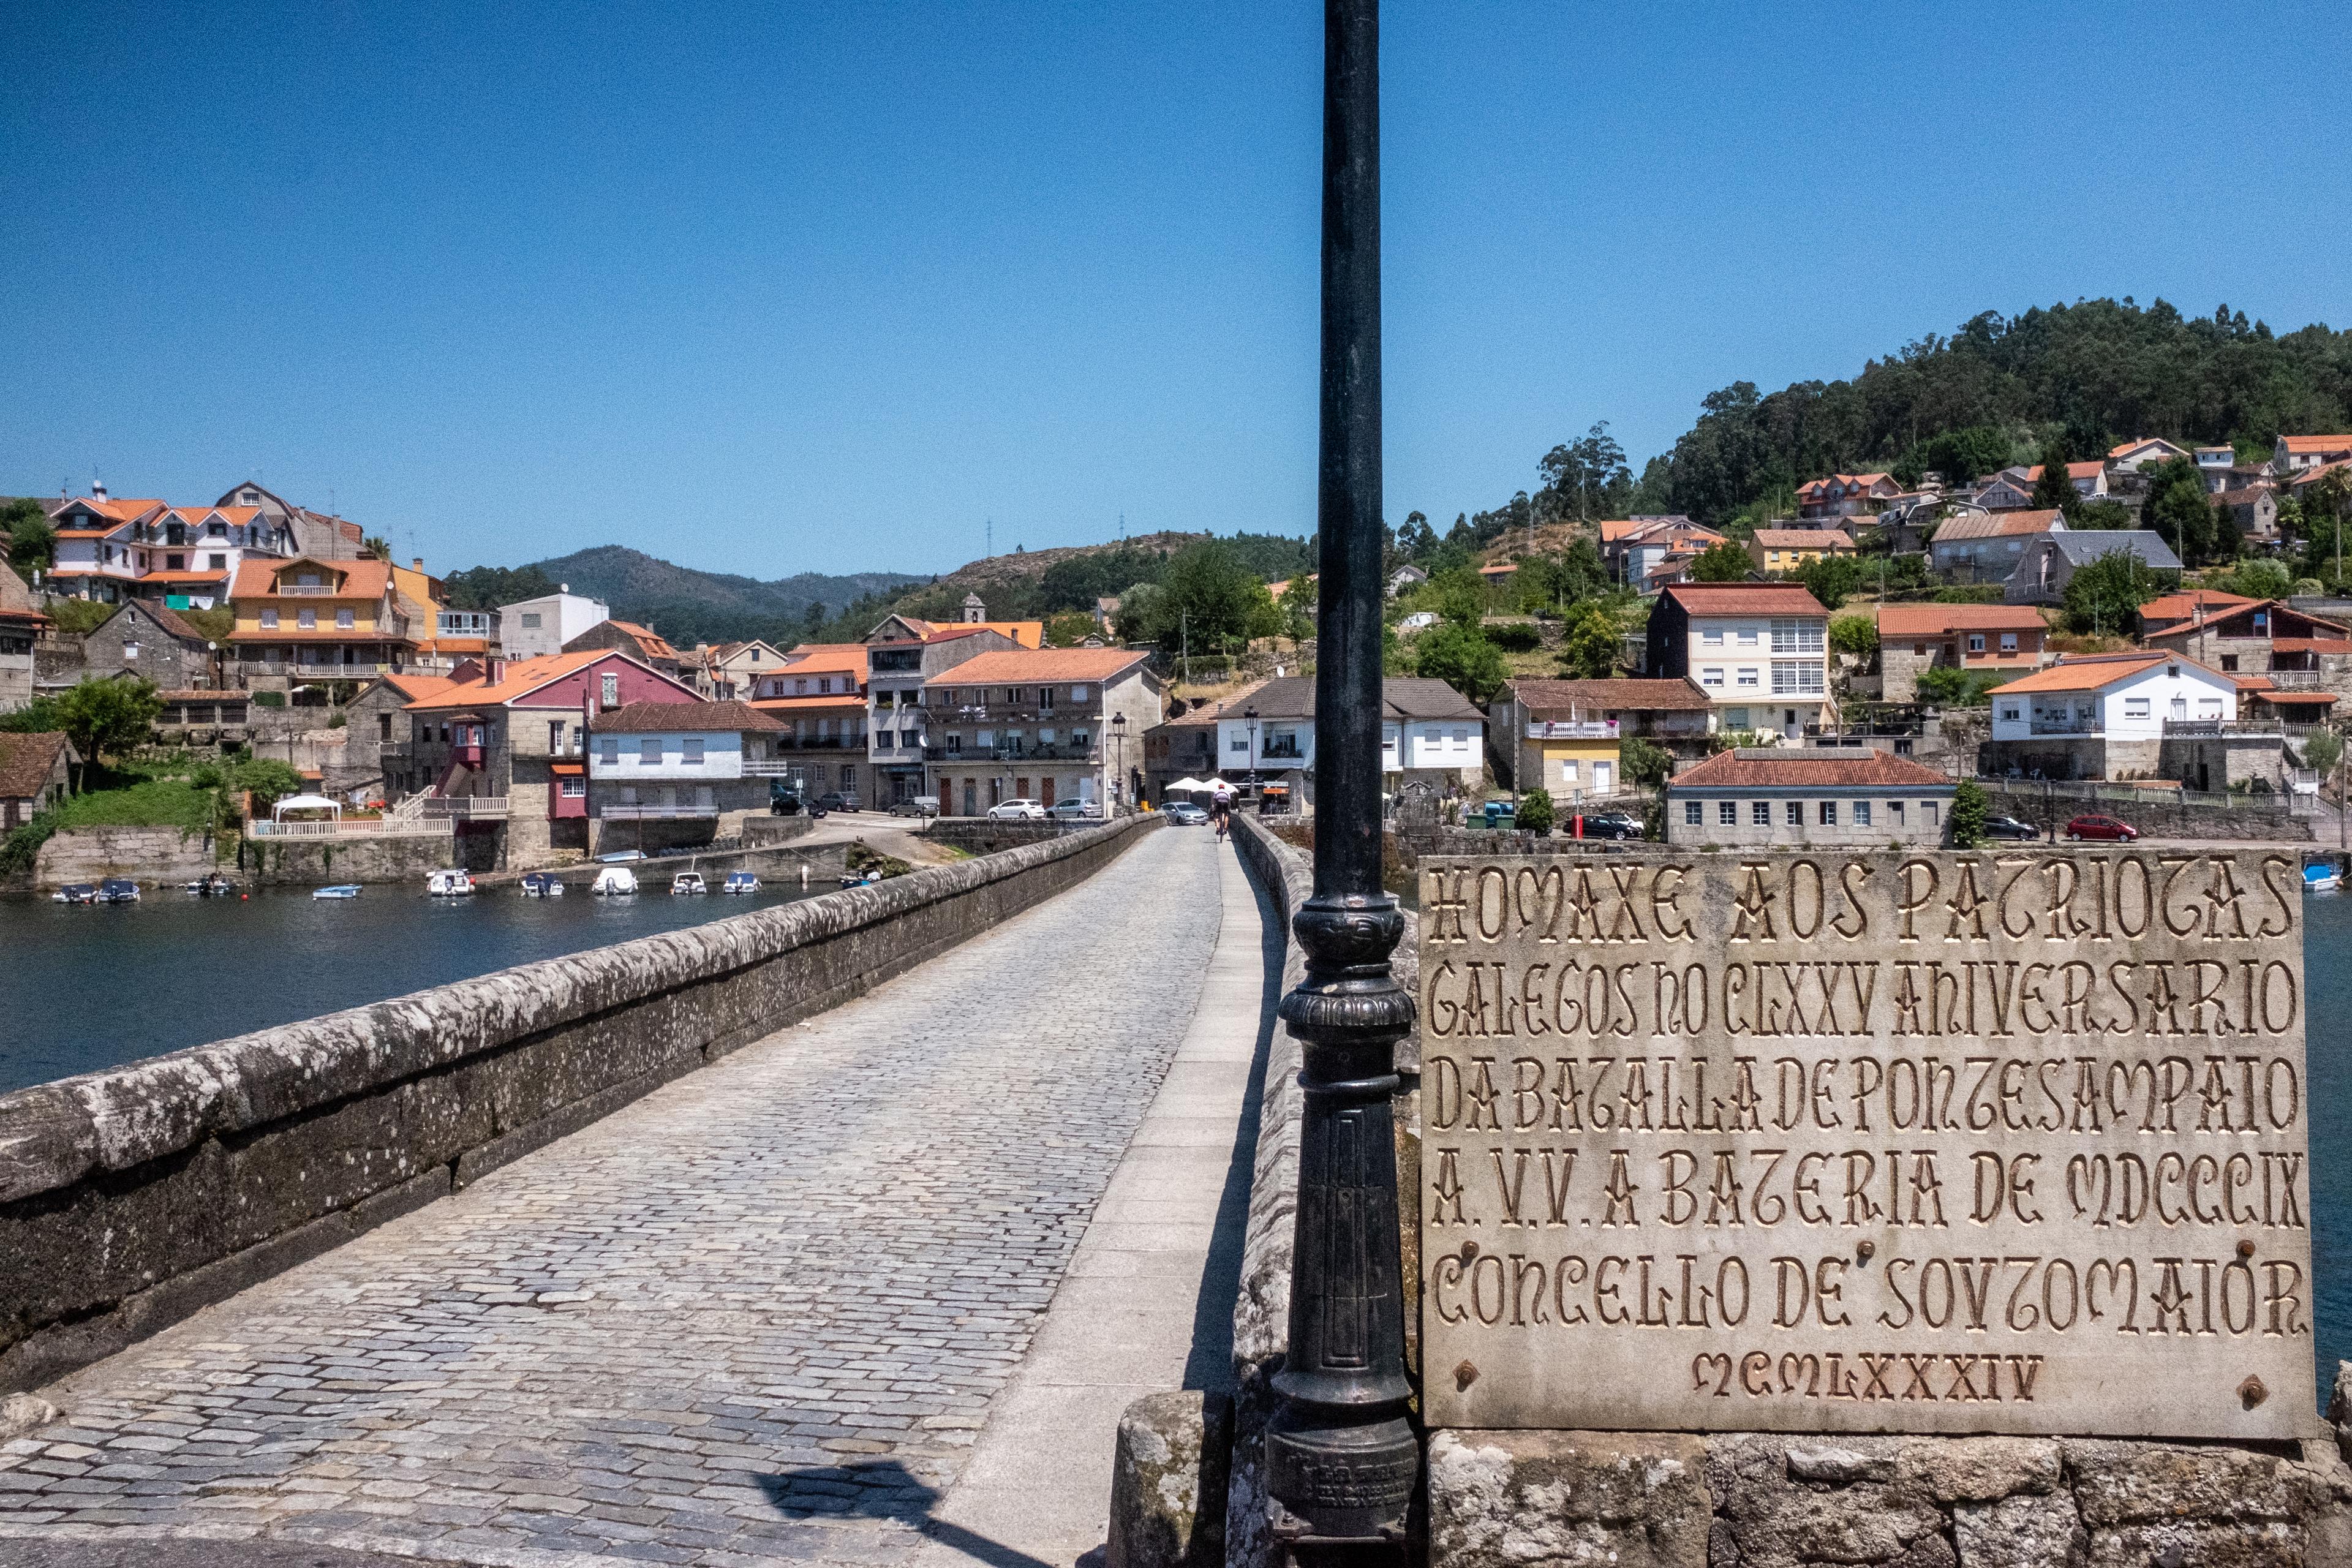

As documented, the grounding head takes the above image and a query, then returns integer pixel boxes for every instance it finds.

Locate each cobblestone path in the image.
[0,828,1229,1567]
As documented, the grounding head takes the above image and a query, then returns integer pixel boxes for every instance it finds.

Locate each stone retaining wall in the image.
[1977,781,2315,842]
[0,813,1158,1395]
[33,826,223,888]
[235,830,480,885]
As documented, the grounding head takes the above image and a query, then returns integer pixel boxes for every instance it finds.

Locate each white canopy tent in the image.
[271,794,342,822]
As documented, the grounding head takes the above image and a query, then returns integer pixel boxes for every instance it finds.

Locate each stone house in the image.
[1985,650,2261,785]
[2136,588,2256,637]
[79,600,221,690]
[1664,746,1955,848]
[1926,509,2062,581]
[346,673,462,798]
[0,546,48,712]
[1487,677,1713,804]
[2141,598,2352,697]
[1747,528,1853,575]
[2214,485,2282,547]
[2004,529,2181,606]
[746,644,873,804]
[0,730,75,829]
[860,622,1023,809]
[565,619,689,683]
[1873,603,2051,701]
[923,647,1163,815]
[587,701,786,854]
[1644,581,1832,739]
[396,649,705,862]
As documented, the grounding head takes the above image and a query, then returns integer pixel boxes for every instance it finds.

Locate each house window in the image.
[1853,800,1872,827]
[1231,736,1250,751]
[1923,802,1940,826]
[1717,800,1736,826]
[548,721,565,753]
[298,608,317,630]
[1737,627,1758,646]
[1819,801,1838,826]
[336,608,354,630]
[1683,800,1702,826]
[1702,628,1724,646]
[1967,634,1986,653]
[521,612,542,629]
[1999,632,2018,652]
[166,554,184,571]
[640,738,663,763]
[1736,668,1758,688]
[2124,698,2150,720]
[1561,760,1578,784]
[602,674,620,706]
[2220,655,2239,671]
[123,640,140,660]
[560,776,585,798]
[1072,685,1090,701]
[241,490,258,505]
[378,714,392,741]
[1770,662,1825,695]
[1784,802,1803,826]
[1891,801,1905,824]
[1770,619,1825,654]
[1701,667,1724,688]
[682,737,705,764]
[600,737,620,764]
[1999,704,2021,722]
[1751,801,1770,825]
[208,554,226,570]
[1724,708,1750,728]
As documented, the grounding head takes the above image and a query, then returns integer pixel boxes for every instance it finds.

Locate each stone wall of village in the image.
[0,815,1158,1396]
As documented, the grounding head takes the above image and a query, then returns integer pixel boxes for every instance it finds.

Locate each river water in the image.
[3,873,2350,1411]
[0,879,829,1096]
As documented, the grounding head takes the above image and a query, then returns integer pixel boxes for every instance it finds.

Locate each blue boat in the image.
[98,878,140,903]
[312,884,363,900]
[519,872,565,898]
[2305,862,2342,894]
[51,883,98,905]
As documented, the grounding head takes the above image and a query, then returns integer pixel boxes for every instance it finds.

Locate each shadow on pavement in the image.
[758,1460,1058,1568]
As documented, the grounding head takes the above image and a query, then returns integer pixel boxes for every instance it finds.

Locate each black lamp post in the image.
[1111,712,1128,812]
[1266,0,1418,1551]
[1245,705,1260,805]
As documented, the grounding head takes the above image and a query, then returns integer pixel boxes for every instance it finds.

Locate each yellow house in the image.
[228,555,439,688]
[1748,527,1855,575]
[1490,677,1716,804]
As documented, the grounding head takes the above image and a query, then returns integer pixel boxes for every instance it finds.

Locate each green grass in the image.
[50,778,216,833]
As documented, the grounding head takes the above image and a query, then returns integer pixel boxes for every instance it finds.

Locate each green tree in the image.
[1794,553,1866,608]
[1828,613,1879,660]
[2302,727,2343,781]
[441,564,558,611]
[1687,540,1752,582]
[2223,558,2293,600]
[2031,438,2076,511]
[1915,426,2017,484]
[2,498,55,577]
[1948,780,1990,848]
[1556,603,1619,679]
[1513,786,1555,835]
[50,677,164,786]
[360,535,393,562]
[1425,567,1488,628]
[1043,612,1098,647]
[1619,736,1673,789]
[1538,421,1632,523]
[1412,622,1508,704]
[2302,468,2352,586]
[1915,666,2002,706]
[2144,457,2225,565]
[2062,548,2175,634]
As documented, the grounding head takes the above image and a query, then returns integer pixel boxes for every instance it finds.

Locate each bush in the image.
[1933,584,2007,603]
[1515,788,1555,835]
[252,691,285,707]
[1915,666,2005,706]
[1487,620,1542,652]
[1621,736,1673,788]
[47,598,116,636]
[1950,780,1989,848]
[1829,613,1879,660]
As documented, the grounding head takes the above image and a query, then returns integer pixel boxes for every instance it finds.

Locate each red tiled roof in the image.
[1875,603,2046,636]
[1670,747,1952,790]
[2278,435,2352,454]
[405,650,615,710]
[1990,652,2215,695]
[228,556,395,600]
[1507,677,1712,713]
[922,647,1150,685]
[591,701,779,734]
[1660,582,1828,616]
[2139,589,2256,623]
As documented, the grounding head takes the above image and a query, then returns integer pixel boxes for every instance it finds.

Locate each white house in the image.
[2108,437,2190,473]
[1645,582,1832,739]
[1986,651,2238,780]
[500,589,610,660]
[587,699,784,846]
[1140,673,1485,810]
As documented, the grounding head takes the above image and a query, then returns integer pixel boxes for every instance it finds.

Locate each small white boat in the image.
[99,878,141,903]
[2305,862,2342,894]
[312,884,362,900]
[427,868,476,897]
[183,872,236,896]
[52,883,98,904]
[671,871,707,895]
[722,870,759,894]
[519,872,565,897]
[591,866,638,896]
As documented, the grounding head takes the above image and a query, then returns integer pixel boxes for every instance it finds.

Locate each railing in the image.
[2026,718,2103,735]
[420,797,510,820]
[247,816,452,839]
[1525,720,1618,739]
[598,803,718,820]
[2264,670,2326,688]
[922,744,1101,763]
[2162,718,2280,736]
[270,582,344,595]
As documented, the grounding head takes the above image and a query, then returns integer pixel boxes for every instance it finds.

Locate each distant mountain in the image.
[499,546,927,649]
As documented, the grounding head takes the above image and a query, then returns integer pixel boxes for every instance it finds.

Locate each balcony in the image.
[420,797,510,820]
[2265,669,2327,688]
[598,802,718,820]
[2163,718,2281,736]
[1526,719,1619,739]
[2026,717,2103,736]
[923,744,1102,763]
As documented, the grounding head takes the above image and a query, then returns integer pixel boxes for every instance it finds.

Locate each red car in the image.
[2065,814,2139,842]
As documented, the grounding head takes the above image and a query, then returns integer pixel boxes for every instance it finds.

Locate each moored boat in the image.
[51,883,98,905]
[426,868,477,897]
[183,872,236,895]
[98,878,140,903]
[519,872,565,898]
[312,884,363,900]
[722,870,759,894]
[591,866,638,895]
[2305,861,2342,894]
[671,871,707,895]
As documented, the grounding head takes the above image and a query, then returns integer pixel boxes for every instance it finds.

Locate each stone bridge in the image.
[1,819,1278,1567]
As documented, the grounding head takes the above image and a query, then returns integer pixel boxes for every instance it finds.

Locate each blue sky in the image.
[4,2,2346,579]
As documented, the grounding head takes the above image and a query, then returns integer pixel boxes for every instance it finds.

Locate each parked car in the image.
[1983,814,2040,842]
[813,792,858,814]
[1049,799,1102,821]
[769,788,804,816]
[1162,801,1208,825]
[892,795,941,818]
[1575,810,1646,841]
[2065,814,2139,842]
[987,799,1047,821]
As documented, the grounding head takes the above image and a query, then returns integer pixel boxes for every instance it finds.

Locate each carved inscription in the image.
[1418,851,2315,1438]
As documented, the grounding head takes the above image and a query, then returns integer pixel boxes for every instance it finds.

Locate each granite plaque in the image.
[1417,850,2315,1437]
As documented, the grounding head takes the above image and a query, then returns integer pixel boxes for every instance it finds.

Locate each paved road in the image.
[0,826,1231,1568]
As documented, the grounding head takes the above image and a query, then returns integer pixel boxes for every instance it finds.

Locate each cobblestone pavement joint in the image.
[0,827,1225,1567]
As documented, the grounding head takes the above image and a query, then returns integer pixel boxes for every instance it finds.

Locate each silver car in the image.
[986,799,1047,821]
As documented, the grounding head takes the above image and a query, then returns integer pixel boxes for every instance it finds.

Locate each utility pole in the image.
[1265,0,1417,1552]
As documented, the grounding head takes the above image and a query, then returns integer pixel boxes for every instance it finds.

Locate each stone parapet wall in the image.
[1430,1425,2352,1568]
[923,817,1101,854]
[1977,781,2314,842]
[0,813,1158,1395]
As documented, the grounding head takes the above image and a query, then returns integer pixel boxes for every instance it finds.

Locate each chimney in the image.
[412,557,424,572]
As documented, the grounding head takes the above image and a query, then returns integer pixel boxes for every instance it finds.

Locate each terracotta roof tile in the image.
[1660,582,1828,616]
[1506,677,1712,713]
[592,700,780,734]
[1932,509,2064,542]
[1875,603,2046,636]
[922,647,1150,686]
[1670,746,1952,790]
[0,731,70,799]
[1752,529,1854,549]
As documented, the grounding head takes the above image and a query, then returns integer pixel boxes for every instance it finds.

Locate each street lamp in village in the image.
[1245,706,1259,805]
[1266,0,1418,1553]
[1110,712,1127,812]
